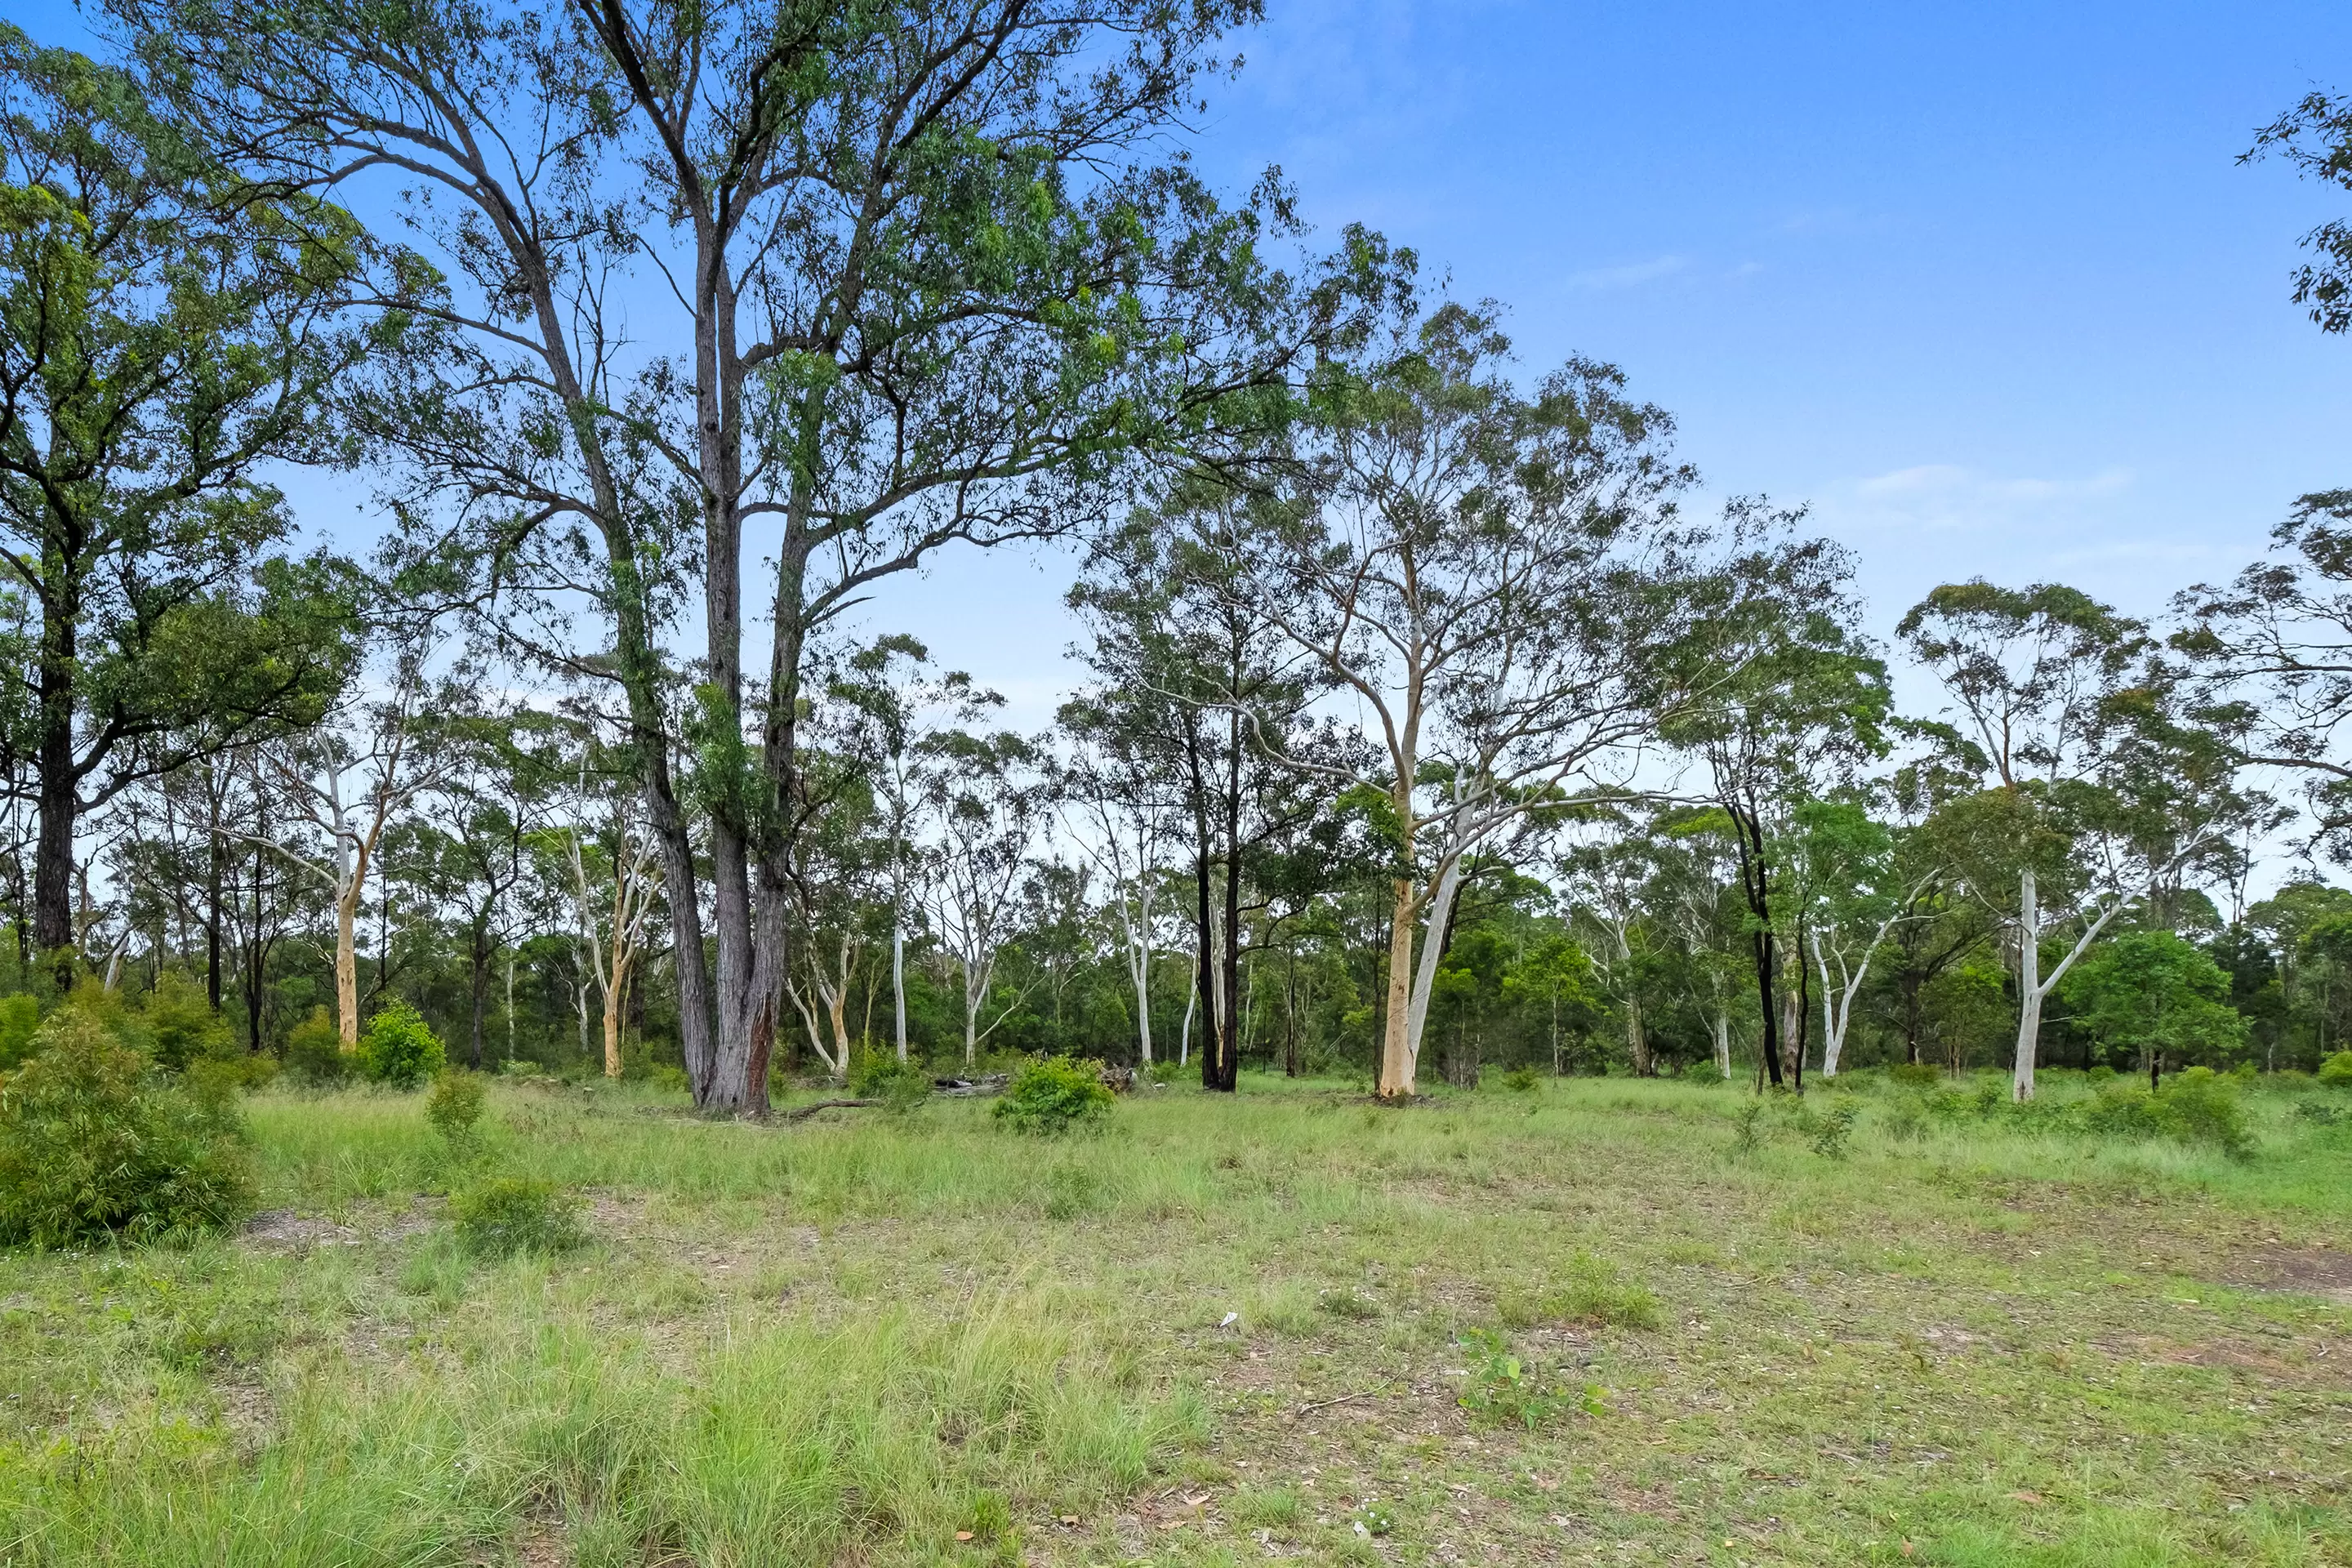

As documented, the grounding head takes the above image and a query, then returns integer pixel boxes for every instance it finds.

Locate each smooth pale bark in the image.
[1400,853,1469,1087]
[1713,1011,1733,1080]
[2010,865,2124,1102]
[1378,878,1418,1097]
[1178,978,1196,1066]
[892,924,908,1064]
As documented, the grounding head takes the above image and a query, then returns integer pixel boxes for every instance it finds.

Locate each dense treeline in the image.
[6,5,2352,1107]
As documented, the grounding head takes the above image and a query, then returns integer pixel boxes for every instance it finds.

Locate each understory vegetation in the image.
[0,1071,2345,1566]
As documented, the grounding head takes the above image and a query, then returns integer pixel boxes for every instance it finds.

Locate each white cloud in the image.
[1562,254,1687,291]
[1828,462,2134,535]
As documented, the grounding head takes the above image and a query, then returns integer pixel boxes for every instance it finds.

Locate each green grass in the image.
[0,1069,2348,1564]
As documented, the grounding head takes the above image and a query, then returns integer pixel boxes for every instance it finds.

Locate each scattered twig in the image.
[1294,1391,1376,1417]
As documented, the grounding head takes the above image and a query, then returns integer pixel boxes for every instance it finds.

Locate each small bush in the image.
[2083,1070,2253,1157]
[1501,1066,1540,1093]
[2319,1051,2352,1088]
[1143,1058,1184,1086]
[425,1070,487,1149]
[283,1006,349,1085]
[992,1055,1114,1135]
[2159,1067,2253,1156]
[355,1002,445,1089]
[449,1175,584,1257]
[141,973,236,1073]
[645,1063,688,1095]
[0,1012,253,1247]
[1803,1100,1860,1160]
[1454,1329,1599,1430]
[0,995,39,1071]
[849,1050,931,1112]
[1887,1062,1942,1089]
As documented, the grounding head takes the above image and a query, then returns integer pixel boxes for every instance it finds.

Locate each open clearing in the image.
[2,1073,2349,1566]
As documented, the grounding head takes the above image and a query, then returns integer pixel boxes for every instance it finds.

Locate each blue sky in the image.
[20,0,2352,725]
[916,0,2352,719]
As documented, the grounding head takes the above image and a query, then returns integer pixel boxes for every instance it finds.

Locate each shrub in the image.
[2159,1067,2253,1156]
[355,1002,445,1089]
[1501,1066,1540,1093]
[0,1012,254,1247]
[1454,1329,1600,1430]
[992,1055,1114,1135]
[141,973,236,1073]
[2083,1069,2253,1157]
[450,1175,584,1257]
[646,1063,688,1096]
[1143,1058,1184,1086]
[1887,1062,1942,1089]
[283,1006,349,1085]
[0,995,38,1071]
[849,1050,931,1111]
[425,1070,487,1149]
[2319,1051,2352,1088]
[1803,1100,1860,1160]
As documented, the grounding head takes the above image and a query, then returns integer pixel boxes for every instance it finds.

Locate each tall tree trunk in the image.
[469,918,490,1068]
[335,884,362,1046]
[892,922,907,1063]
[2013,866,2042,1102]
[1379,876,1417,1097]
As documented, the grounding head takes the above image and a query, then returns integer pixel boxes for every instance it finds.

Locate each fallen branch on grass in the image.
[777,1098,881,1121]
[1294,1391,1377,1417]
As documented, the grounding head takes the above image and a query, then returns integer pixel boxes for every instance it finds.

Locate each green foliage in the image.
[1500,1065,1541,1093]
[140,973,235,1073]
[2064,930,2248,1072]
[449,1175,583,1258]
[992,1056,1113,1135]
[2083,1067,2253,1157]
[1499,1251,1662,1331]
[849,1051,932,1112]
[424,1071,486,1149]
[2319,1050,2352,1087]
[355,1003,444,1089]
[282,1006,348,1085]
[1454,1329,1600,1430]
[1803,1100,1860,1160]
[0,1010,253,1247]
[1887,1061,1942,1089]
[1143,1058,1184,1086]
[0,994,38,1070]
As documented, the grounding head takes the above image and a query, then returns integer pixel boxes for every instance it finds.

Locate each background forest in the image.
[4,3,2352,1116]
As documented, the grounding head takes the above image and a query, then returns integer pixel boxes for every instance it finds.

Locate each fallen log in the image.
[777,1097,881,1121]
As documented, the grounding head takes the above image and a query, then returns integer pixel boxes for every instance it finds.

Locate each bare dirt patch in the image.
[2233,1246,2352,1305]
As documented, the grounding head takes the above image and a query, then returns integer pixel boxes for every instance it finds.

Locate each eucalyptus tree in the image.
[826,635,998,1064]
[1902,581,2256,1098]
[1068,509,1341,1092]
[2243,86,2352,336]
[0,29,364,980]
[399,699,562,1067]
[924,728,1048,1067]
[255,664,444,1044]
[1227,271,1717,1098]
[1654,521,1890,1089]
[1788,797,1925,1078]
[123,0,1325,1112]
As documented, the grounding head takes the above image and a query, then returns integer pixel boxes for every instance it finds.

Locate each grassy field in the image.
[1,1068,2349,1566]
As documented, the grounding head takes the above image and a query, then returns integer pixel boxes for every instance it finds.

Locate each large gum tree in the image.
[122,0,1333,1110]
[0,28,362,985]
